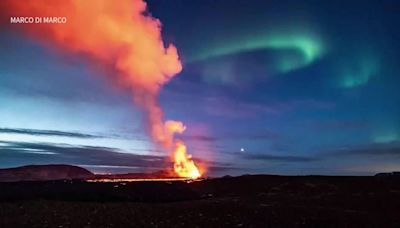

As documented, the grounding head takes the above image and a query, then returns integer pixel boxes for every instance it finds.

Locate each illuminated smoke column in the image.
[1,0,201,178]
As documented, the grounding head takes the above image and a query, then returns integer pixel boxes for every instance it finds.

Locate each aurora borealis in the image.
[0,0,399,175]
[190,30,324,73]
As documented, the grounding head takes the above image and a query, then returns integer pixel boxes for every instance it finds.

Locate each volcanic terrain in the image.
[0,165,399,227]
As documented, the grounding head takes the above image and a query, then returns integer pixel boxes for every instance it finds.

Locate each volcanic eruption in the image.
[0,0,201,179]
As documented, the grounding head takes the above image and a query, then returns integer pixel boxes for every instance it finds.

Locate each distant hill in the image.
[0,164,94,182]
[375,172,400,177]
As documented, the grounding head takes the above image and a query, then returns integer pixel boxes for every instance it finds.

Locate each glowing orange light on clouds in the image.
[1,0,202,179]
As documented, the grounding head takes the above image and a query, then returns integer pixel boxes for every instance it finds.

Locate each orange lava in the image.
[86,178,198,183]
[163,121,201,179]
[173,141,201,179]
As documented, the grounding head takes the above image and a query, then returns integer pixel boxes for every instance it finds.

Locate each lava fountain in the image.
[173,141,201,179]
[1,0,202,179]
[162,121,201,179]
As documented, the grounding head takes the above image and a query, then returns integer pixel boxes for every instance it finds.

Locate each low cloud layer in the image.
[0,140,235,175]
[0,128,103,139]
[0,140,166,171]
[325,141,400,157]
[241,153,318,162]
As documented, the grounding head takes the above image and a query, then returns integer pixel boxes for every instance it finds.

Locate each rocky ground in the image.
[0,175,399,227]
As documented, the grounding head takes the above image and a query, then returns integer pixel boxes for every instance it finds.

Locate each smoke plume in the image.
[1,0,201,177]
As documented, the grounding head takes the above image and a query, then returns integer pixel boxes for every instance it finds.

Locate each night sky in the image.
[1,0,399,176]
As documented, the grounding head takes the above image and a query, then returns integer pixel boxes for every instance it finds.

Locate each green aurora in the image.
[340,56,380,88]
[188,29,325,75]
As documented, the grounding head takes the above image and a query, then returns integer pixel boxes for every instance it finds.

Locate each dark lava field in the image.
[1,175,399,227]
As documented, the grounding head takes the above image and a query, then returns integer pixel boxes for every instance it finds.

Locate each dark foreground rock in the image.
[0,175,400,227]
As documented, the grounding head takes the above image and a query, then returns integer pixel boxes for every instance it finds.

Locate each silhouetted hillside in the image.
[0,164,94,182]
[375,172,400,177]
